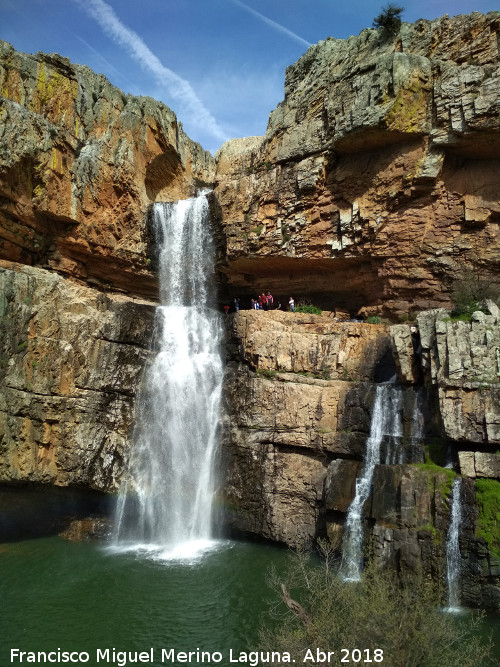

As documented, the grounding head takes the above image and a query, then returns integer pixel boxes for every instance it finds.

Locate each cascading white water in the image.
[445,477,463,611]
[410,387,425,443]
[339,384,404,581]
[384,388,403,465]
[114,192,224,558]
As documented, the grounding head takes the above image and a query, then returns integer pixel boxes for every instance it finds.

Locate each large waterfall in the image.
[114,192,224,558]
[445,477,463,611]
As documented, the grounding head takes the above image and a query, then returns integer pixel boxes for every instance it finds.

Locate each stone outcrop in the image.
[222,311,424,546]
[0,260,154,490]
[229,309,393,380]
[222,311,390,546]
[0,40,215,299]
[391,306,500,455]
[214,12,500,318]
[223,309,499,609]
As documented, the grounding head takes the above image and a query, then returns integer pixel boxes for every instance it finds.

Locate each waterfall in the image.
[445,477,463,611]
[114,192,224,558]
[339,384,404,581]
[383,387,403,465]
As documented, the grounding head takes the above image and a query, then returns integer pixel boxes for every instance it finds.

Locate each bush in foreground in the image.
[259,549,494,666]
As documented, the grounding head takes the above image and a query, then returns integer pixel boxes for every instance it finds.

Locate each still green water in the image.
[1,536,499,666]
[0,536,290,665]
[1,524,498,667]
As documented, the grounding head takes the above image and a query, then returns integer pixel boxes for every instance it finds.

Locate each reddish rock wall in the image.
[214,12,500,319]
[0,40,215,299]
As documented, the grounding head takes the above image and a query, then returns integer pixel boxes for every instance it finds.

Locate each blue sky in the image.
[1,0,498,153]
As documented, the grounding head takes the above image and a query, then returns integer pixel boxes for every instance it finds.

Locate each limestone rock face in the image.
[390,309,500,451]
[224,309,499,608]
[366,469,499,610]
[229,310,392,380]
[222,312,427,547]
[0,40,215,299]
[214,12,500,318]
[0,261,154,490]
[221,311,392,546]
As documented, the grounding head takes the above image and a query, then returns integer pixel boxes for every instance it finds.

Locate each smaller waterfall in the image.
[382,388,403,465]
[339,384,403,581]
[410,387,425,442]
[445,477,463,611]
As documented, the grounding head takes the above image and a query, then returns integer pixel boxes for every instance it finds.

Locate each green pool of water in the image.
[1,535,498,666]
[0,535,291,665]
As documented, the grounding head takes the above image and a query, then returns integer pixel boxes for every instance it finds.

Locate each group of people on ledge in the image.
[251,292,274,310]
[224,295,295,314]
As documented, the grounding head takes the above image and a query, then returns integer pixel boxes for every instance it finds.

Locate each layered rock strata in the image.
[223,309,499,609]
[0,19,498,610]
[391,306,500,457]
[223,310,403,546]
[0,261,154,491]
[214,12,500,318]
[0,40,214,299]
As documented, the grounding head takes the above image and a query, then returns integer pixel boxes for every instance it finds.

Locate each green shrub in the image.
[259,549,493,666]
[366,315,382,324]
[372,4,404,34]
[475,478,500,562]
[257,368,276,379]
[296,304,322,315]
[450,268,500,318]
[250,223,264,236]
[413,462,456,502]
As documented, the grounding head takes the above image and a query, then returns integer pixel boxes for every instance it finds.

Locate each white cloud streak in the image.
[70,31,141,94]
[229,0,311,48]
[73,0,228,144]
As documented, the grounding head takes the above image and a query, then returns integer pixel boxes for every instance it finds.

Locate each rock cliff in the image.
[214,12,500,319]
[0,16,499,610]
[0,260,154,491]
[222,309,499,609]
[0,40,212,491]
[214,15,499,608]
[222,310,394,546]
[0,40,214,299]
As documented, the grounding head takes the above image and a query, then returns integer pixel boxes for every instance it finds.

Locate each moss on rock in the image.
[474,478,500,562]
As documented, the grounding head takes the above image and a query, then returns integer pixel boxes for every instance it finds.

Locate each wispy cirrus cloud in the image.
[228,0,311,48]
[73,0,228,145]
[70,31,141,94]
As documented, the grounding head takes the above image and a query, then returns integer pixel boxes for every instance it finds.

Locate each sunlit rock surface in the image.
[221,311,393,546]
[214,12,500,318]
[0,40,214,299]
[391,307,500,449]
[0,17,498,609]
[0,261,153,490]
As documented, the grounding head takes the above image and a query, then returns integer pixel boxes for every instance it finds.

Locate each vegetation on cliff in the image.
[450,269,500,320]
[372,4,404,35]
[475,479,500,562]
[260,550,494,666]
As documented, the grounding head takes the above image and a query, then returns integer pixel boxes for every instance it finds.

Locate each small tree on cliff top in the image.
[373,3,404,34]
